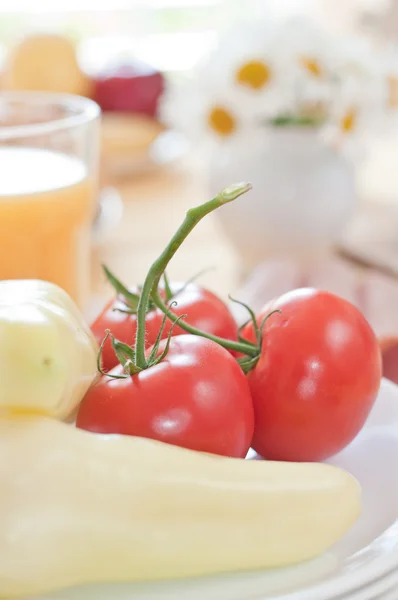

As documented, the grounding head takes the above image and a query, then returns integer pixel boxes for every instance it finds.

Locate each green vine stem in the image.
[151,293,257,357]
[134,182,255,369]
[152,296,280,372]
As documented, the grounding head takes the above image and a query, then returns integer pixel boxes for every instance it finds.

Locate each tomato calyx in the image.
[97,332,140,378]
[98,302,187,378]
[233,297,282,373]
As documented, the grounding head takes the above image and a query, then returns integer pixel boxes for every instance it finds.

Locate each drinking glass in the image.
[0,92,100,308]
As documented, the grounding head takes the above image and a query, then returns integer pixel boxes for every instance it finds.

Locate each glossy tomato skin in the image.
[76,335,254,458]
[91,282,238,372]
[242,288,382,462]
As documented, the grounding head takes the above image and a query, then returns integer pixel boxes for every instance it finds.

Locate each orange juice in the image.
[0,147,96,306]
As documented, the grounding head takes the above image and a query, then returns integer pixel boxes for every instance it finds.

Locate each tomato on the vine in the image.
[242,288,382,462]
[91,281,238,372]
[76,335,254,458]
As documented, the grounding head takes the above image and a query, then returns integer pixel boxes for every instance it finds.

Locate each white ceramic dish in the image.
[31,379,398,600]
[383,585,398,600]
[341,566,398,599]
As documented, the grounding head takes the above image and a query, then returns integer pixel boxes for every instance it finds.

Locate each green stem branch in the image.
[151,292,257,357]
[134,182,253,369]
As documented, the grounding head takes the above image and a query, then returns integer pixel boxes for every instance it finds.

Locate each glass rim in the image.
[0,91,100,141]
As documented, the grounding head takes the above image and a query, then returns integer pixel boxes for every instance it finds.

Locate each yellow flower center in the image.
[208,106,236,136]
[236,60,271,90]
[300,56,323,78]
[388,75,398,108]
[341,109,357,133]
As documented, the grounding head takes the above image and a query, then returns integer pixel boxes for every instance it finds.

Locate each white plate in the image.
[341,566,398,600]
[383,586,398,600]
[31,379,398,600]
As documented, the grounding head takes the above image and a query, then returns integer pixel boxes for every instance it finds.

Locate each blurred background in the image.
[3,0,398,380]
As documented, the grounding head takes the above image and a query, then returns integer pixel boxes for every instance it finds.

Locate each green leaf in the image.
[96,330,129,380]
[148,300,179,365]
[102,264,141,311]
[258,309,281,345]
[237,354,260,374]
[170,266,215,301]
[162,272,173,302]
[110,337,142,375]
[97,330,111,376]
[270,114,324,127]
[151,313,187,366]
[237,323,258,351]
[147,302,174,364]
[111,338,136,362]
[228,295,261,342]
[112,307,138,315]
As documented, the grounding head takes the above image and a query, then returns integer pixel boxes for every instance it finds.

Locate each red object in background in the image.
[380,338,398,385]
[93,61,165,117]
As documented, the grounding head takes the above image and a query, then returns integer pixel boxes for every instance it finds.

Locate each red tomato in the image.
[242,288,382,462]
[76,335,254,458]
[91,282,238,372]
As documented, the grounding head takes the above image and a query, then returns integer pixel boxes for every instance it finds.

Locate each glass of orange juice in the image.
[0,92,100,308]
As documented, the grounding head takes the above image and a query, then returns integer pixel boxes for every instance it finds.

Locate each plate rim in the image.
[271,521,398,600]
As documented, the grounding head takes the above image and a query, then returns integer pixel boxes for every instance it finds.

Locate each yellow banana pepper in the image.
[0,280,98,419]
[0,417,361,598]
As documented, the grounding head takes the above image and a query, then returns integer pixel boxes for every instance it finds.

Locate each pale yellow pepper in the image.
[0,280,98,419]
[0,417,361,598]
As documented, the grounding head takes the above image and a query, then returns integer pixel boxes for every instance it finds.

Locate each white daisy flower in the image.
[375,44,398,111]
[273,17,336,112]
[323,71,384,160]
[160,68,256,145]
[206,21,296,121]
[158,15,395,150]
[275,17,336,77]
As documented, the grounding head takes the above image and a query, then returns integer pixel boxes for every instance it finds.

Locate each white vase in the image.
[209,128,356,270]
